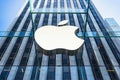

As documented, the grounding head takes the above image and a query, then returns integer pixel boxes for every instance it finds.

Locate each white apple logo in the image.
[34,20,84,55]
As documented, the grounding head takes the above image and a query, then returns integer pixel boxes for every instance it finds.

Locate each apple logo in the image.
[34,20,84,55]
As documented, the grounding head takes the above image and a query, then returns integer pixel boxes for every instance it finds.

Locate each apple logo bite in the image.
[34,20,84,55]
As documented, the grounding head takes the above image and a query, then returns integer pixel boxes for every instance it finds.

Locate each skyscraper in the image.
[105,18,120,31]
[0,0,120,80]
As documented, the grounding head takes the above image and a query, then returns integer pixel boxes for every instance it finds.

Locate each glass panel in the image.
[0,31,33,37]
[32,8,87,14]
[29,0,89,14]
[77,31,120,37]
[0,65,119,80]
[0,31,120,37]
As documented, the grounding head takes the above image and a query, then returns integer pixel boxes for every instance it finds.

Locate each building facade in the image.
[0,0,120,80]
[105,18,120,31]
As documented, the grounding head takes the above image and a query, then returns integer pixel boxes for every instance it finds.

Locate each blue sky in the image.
[0,0,120,31]
[0,0,26,31]
[92,0,120,26]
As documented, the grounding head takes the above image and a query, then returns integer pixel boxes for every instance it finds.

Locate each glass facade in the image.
[105,18,119,27]
[0,0,120,80]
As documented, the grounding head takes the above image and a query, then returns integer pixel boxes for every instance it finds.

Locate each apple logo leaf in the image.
[58,20,68,26]
[35,20,84,55]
